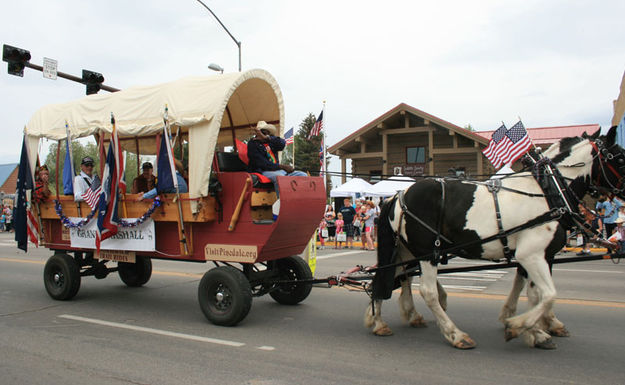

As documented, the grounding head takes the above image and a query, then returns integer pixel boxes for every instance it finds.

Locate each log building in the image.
[328,103,599,184]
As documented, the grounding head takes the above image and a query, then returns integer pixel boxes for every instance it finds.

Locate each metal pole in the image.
[23,62,120,92]
[195,0,242,71]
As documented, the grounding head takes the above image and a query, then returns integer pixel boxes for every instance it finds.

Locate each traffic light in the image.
[82,69,104,95]
[2,44,31,77]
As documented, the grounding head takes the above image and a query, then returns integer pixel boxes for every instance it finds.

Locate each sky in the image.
[1,0,624,168]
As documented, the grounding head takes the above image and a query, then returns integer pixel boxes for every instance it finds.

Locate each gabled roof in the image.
[329,103,488,153]
[0,163,19,193]
[474,124,600,145]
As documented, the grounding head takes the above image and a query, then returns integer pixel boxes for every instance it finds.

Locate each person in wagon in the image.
[247,121,306,197]
[132,161,156,194]
[137,159,188,200]
[74,156,98,201]
[34,165,51,203]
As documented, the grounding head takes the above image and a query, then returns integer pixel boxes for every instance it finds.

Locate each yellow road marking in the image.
[0,257,44,265]
[152,271,202,278]
[445,291,625,308]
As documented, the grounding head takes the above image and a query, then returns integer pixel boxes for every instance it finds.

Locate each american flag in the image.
[499,121,532,166]
[309,110,324,138]
[284,127,294,145]
[15,134,38,251]
[81,175,102,210]
[95,117,123,250]
[482,124,507,167]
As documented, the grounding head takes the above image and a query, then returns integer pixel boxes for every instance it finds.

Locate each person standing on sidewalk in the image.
[338,198,356,249]
[596,194,622,237]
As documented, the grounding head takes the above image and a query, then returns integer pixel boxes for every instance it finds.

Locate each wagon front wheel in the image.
[43,253,81,300]
[269,256,313,305]
[118,256,152,287]
[198,266,252,326]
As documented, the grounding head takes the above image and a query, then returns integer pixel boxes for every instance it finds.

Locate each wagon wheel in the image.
[198,266,252,326]
[269,256,313,305]
[43,253,81,300]
[118,256,152,287]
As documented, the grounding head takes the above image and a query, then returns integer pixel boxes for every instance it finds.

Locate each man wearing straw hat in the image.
[247,121,306,197]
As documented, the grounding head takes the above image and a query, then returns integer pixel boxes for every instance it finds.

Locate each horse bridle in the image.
[589,138,625,196]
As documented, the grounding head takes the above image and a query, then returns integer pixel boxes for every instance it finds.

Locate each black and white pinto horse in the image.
[365,126,625,349]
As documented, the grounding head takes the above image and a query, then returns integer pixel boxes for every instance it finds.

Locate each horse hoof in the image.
[373,326,393,336]
[504,327,519,342]
[535,338,557,350]
[549,327,570,338]
[410,318,428,328]
[454,337,477,349]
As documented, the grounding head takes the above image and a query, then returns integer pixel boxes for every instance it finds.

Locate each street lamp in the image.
[208,63,224,74]
[195,0,242,72]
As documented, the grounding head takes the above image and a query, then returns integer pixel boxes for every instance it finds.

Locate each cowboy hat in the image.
[615,217,625,224]
[256,121,277,136]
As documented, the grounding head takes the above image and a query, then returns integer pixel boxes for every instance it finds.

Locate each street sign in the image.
[42,57,57,80]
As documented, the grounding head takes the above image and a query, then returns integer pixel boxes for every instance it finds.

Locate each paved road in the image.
[1,234,624,385]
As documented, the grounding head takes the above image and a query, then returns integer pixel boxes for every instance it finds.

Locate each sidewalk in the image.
[315,239,608,254]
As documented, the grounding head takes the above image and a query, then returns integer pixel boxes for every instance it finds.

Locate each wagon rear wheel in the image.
[198,266,252,326]
[118,256,152,287]
[269,256,313,305]
[43,253,81,300]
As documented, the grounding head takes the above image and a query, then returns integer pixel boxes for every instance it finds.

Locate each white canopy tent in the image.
[369,175,416,197]
[23,69,284,213]
[329,178,374,198]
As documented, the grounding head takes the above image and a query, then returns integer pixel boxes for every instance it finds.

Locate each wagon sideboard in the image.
[36,173,325,264]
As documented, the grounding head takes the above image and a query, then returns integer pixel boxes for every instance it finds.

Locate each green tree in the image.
[292,113,332,192]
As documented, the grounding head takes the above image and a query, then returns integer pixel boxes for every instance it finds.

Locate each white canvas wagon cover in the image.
[24,69,285,213]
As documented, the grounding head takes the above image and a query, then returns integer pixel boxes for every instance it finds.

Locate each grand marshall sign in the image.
[69,218,155,251]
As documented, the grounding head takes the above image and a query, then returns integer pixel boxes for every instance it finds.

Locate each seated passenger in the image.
[34,165,51,203]
[132,162,156,194]
[74,156,98,201]
[138,159,188,200]
[247,121,306,196]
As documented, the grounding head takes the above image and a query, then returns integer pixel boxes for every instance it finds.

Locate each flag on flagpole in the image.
[15,135,39,251]
[95,117,123,250]
[482,124,507,167]
[284,127,294,145]
[319,139,324,173]
[157,124,178,193]
[309,110,324,138]
[62,125,75,194]
[499,121,532,165]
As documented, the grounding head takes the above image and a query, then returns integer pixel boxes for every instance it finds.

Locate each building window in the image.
[369,170,382,182]
[406,146,426,164]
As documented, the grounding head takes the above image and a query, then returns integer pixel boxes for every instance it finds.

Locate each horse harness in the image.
[388,153,600,270]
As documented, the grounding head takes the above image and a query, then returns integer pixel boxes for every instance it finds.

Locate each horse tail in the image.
[371,195,399,300]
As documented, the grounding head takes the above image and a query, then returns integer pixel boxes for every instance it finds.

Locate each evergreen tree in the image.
[292,113,332,193]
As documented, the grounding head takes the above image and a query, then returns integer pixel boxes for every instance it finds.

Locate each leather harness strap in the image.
[486,179,514,263]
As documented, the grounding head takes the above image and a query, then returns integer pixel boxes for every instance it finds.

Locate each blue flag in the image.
[157,127,177,193]
[15,135,35,251]
[62,139,74,195]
